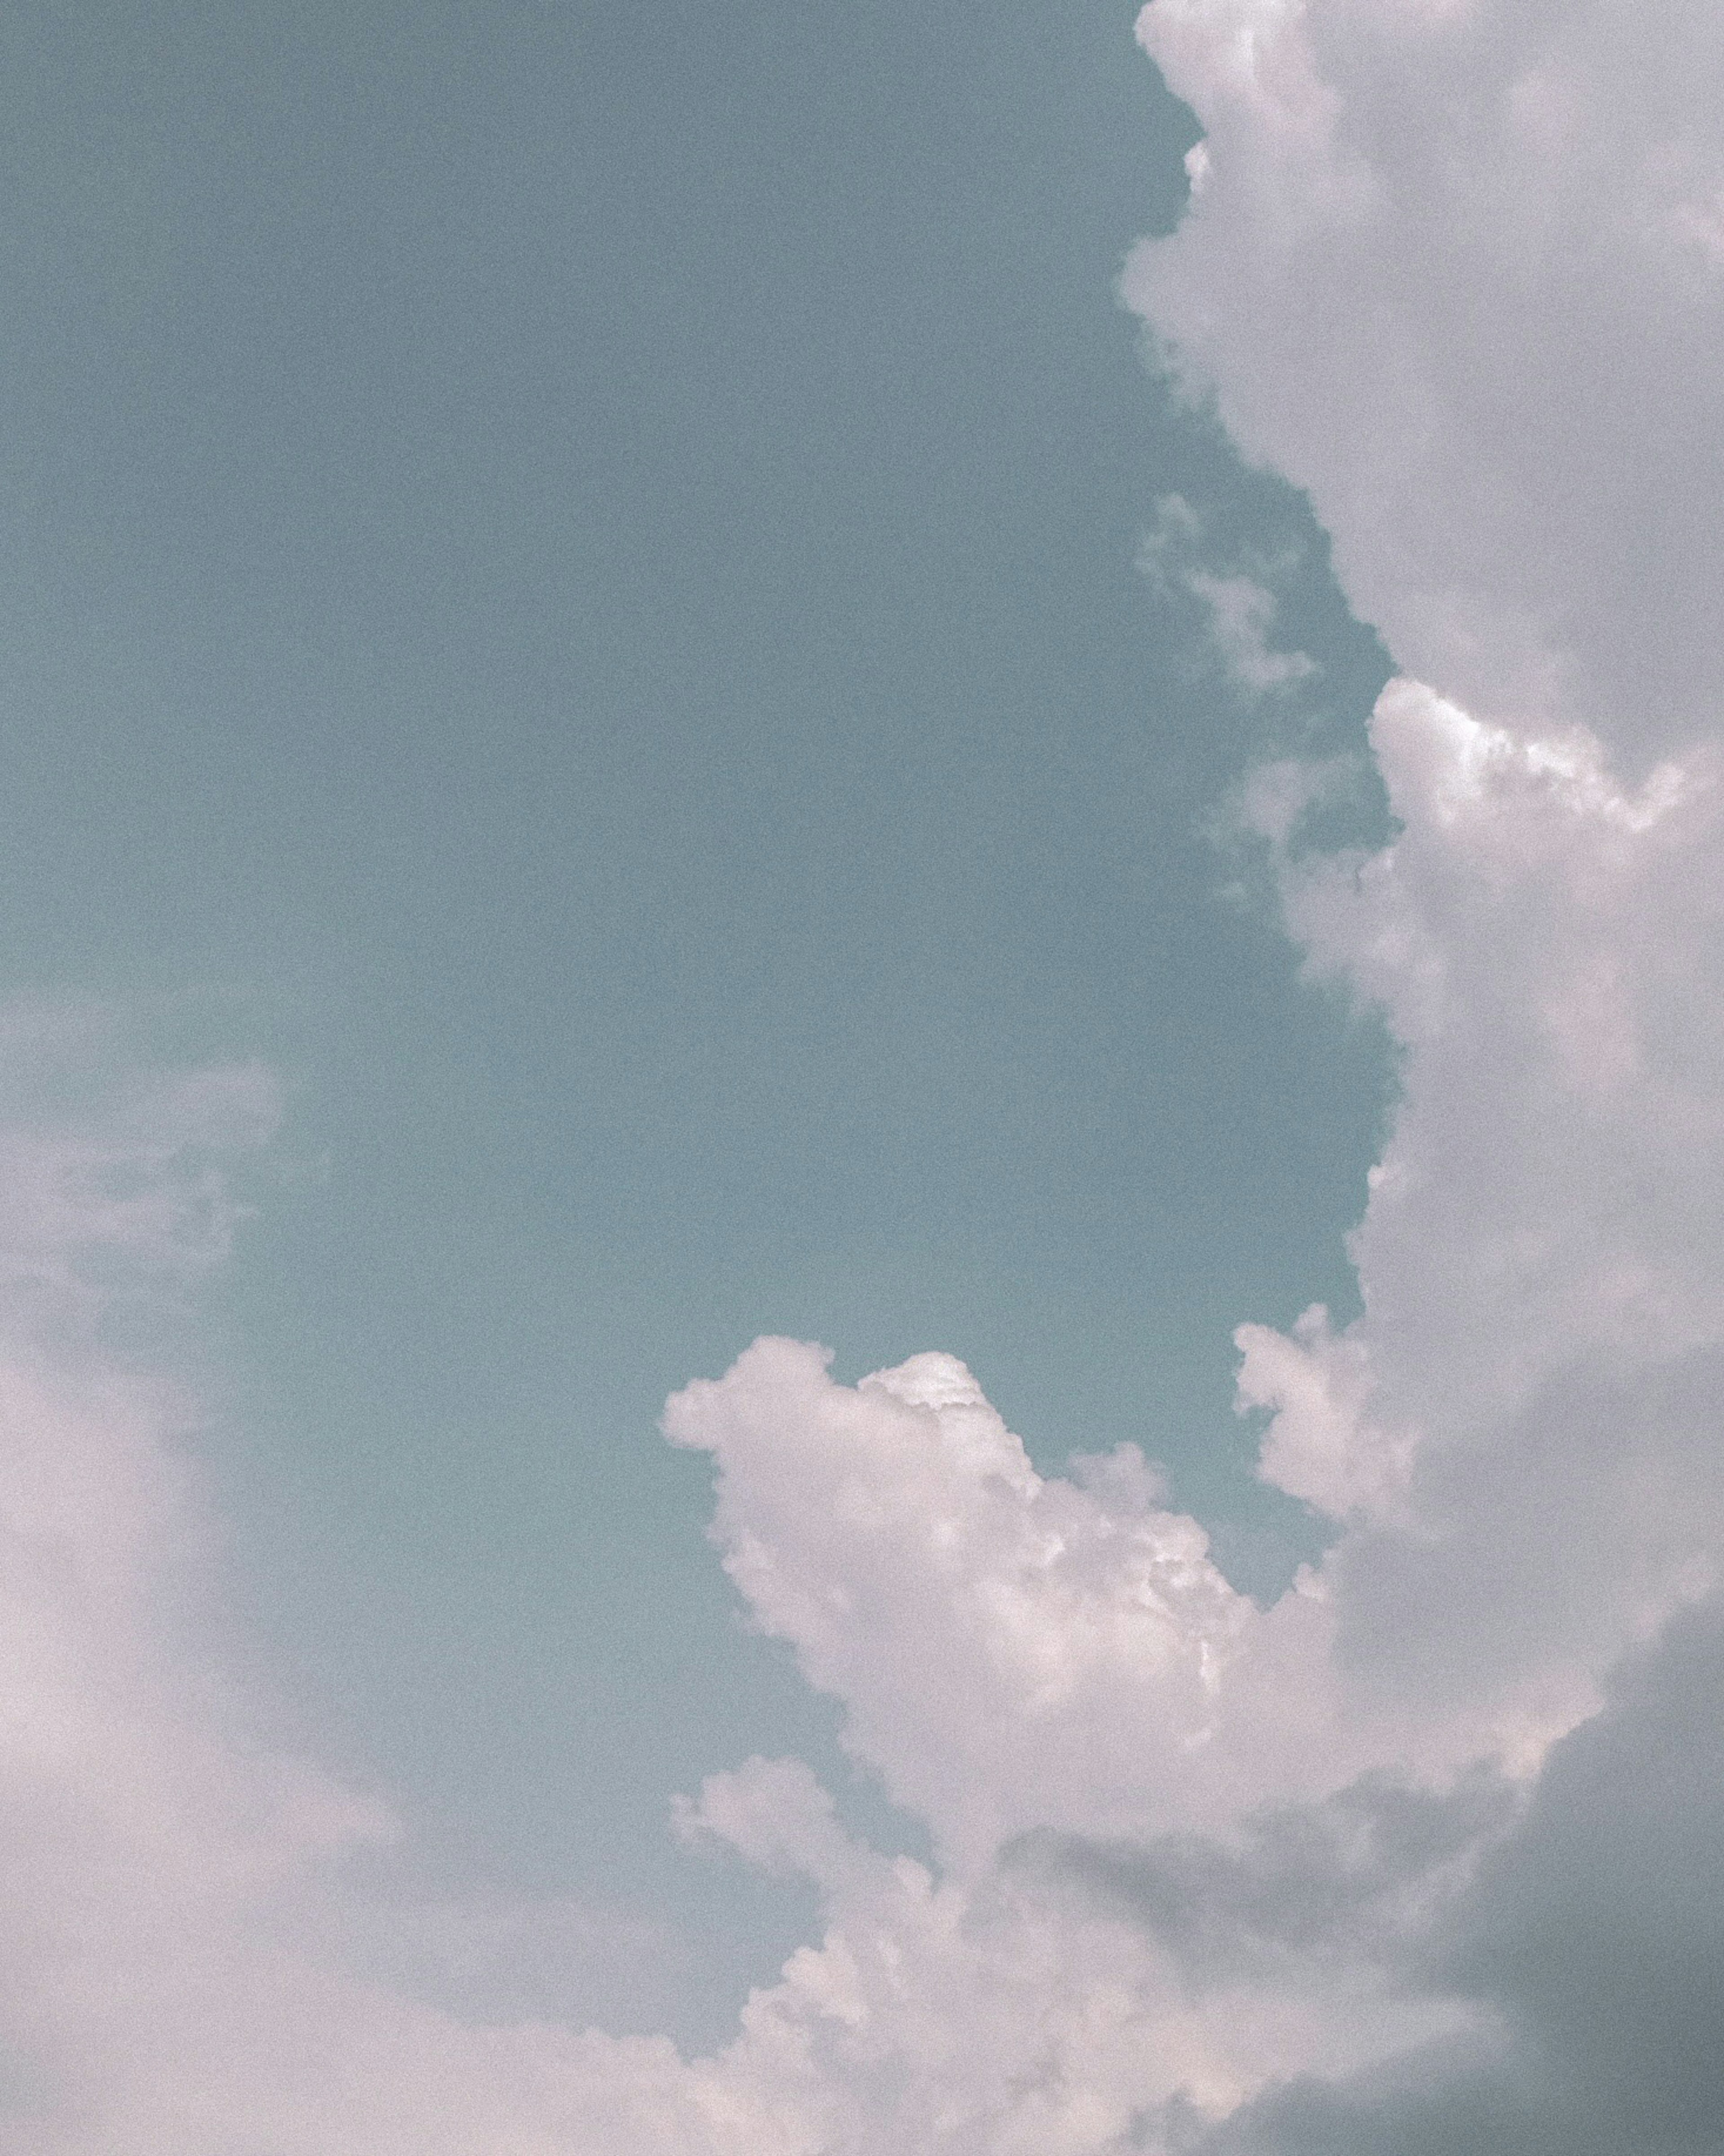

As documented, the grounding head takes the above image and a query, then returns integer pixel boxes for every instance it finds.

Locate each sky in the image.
[0,0,1392,2035]
[5,1,1724,2151]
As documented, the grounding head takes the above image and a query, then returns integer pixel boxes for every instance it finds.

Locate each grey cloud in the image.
[1203,1598,1724,2156]
[1329,1344,1724,1725]
[1020,1765,1516,1992]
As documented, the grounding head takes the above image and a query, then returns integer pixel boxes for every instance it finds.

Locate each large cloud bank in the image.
[1126,0,1724,757]
[8,2,1724,2148]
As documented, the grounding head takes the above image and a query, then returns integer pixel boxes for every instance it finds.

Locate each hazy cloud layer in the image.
[5,0,1724,2147]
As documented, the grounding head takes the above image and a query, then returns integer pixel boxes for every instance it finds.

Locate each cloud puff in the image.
[664,1341,1345,1866]
[1237,686,1724,1755]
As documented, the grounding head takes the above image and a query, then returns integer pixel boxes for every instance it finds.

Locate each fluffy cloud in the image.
[663,1342,1342,1865]
[1106,0,1724,2141]
[1123,0,1724,755]
[1230,685,1724,1770]
[0,1020,1497,2151]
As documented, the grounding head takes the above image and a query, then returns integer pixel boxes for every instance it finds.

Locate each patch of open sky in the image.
[0,0,1391,2046]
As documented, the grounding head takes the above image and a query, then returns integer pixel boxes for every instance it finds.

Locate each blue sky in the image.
[0,0,1390,2031]
[22,7,1721,2149]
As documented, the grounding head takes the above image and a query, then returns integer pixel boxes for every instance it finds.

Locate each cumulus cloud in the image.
[9,1,1724,2147]
[663,1341,1344,1865]
[0,1030,1477,2150]
[1123,0,1724,754]
[1108,0,1724,2140]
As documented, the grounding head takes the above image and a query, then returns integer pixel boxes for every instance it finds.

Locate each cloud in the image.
[0,1014,720,2154]
[1202,1602,1724,2156]
[1140,494,1319,696]
[663,1341,1344,1868]
[1249,688,1724,1761]
[1123,0,1724,754]
[1034,1763,1516,1997]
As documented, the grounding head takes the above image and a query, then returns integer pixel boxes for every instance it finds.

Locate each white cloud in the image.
[0,1017,718,2154]
[1123,0,1724,755]
[1107,1,1724,2139]
[664,1341,1339,1866]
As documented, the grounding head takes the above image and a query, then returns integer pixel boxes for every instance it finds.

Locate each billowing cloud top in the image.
[7,2,1724,2149]
[1128,0,1724,754]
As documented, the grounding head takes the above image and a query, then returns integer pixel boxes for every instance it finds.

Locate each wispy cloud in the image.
[1139,493,1319,696]
[0,1014,697,2151]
